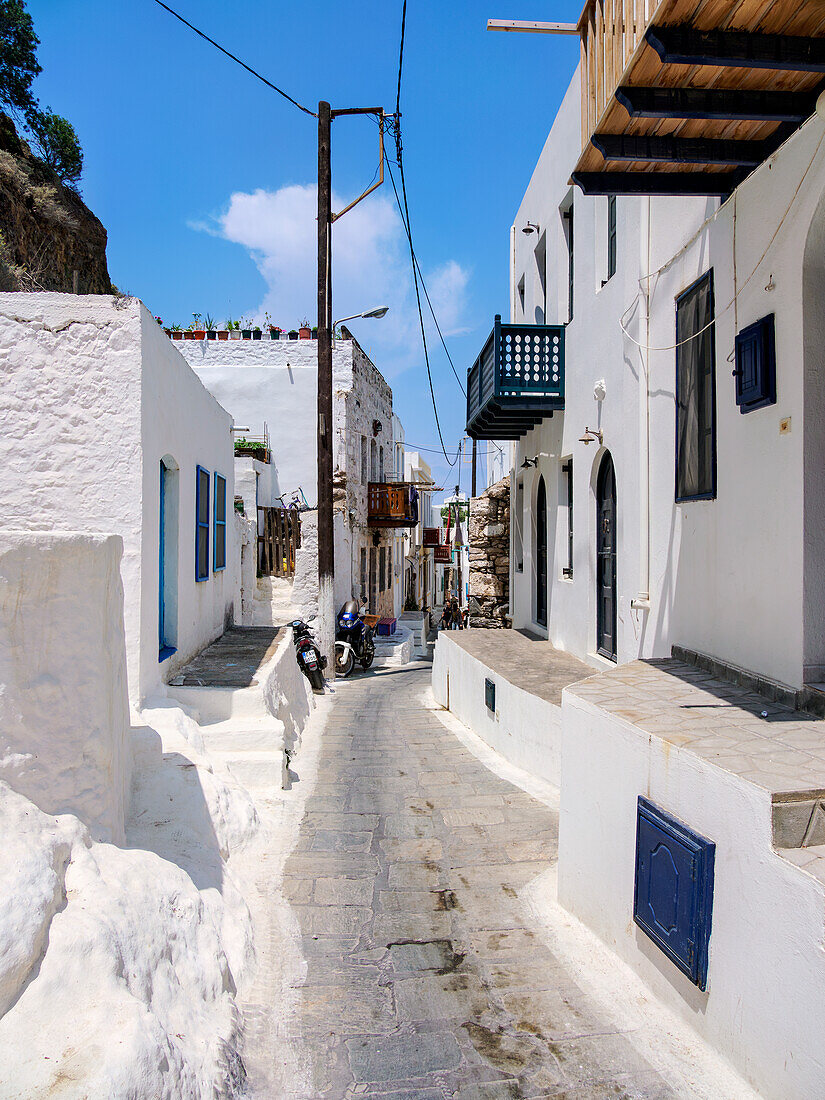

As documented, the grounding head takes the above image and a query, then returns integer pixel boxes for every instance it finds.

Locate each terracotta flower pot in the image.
[299,326,311,340]
[184,332,194,340]
[192,330,205,340]
[171,332,183,340]
[217,331,229,341]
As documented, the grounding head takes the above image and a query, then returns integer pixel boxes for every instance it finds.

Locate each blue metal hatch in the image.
[634,797,715,990]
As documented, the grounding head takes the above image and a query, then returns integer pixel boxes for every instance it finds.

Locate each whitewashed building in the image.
[435,6,825,1097]
[176,331,413,620]
[0,294,236,705]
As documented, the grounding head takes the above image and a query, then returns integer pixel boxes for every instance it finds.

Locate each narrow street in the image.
[280,662,677,1099]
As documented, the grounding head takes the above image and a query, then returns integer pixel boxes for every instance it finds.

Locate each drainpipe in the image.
[631,195,652,612]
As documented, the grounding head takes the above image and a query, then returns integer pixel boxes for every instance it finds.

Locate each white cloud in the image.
[198,183,470,378]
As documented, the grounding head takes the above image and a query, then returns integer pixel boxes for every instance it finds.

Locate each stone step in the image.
[211,749,288,791]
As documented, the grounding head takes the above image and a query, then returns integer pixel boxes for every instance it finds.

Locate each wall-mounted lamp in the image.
[579,427,603,446]
[231,426,251,433]
[520,456,539,469]
[522,221,540,236]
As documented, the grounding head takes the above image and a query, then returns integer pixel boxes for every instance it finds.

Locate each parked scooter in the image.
[290,619,327,693]
[334,600,375,677]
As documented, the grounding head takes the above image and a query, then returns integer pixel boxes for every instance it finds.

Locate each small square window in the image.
[734,314,776,414]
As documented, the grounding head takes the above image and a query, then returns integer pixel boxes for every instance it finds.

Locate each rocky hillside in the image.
[0,112,111,294]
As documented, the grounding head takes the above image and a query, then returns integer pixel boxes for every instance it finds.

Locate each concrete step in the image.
[372,627,414,667]
[211,749,288,791]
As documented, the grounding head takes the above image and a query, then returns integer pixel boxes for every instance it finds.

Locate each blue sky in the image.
[28,0,582,490]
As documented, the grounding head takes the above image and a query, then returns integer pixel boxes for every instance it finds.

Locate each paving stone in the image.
[346,1032,464,1082]
[314,876,375,907]
[310,829,374,853]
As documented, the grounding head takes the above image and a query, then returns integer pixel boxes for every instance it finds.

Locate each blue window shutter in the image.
[213,473,227,572]
[634,797,715,989]
[195,465,210,581]
[734,314,776,413]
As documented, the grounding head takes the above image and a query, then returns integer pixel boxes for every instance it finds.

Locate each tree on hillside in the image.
[0,0,40,124]
[28,107,82,185]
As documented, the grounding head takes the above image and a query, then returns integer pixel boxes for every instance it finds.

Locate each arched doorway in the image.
[596,452,617,661]
[536,475,547,627]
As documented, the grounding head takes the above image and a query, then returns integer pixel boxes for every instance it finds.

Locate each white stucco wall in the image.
[0,294,235,704]
[559,683,825,1100]
[505,73,825,689]
[0,533,130,844]
[432,635,562,786]
[179,336,398,619]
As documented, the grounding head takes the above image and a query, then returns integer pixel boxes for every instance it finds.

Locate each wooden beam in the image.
[572,170,744,196]
[592,133,767,167]
[645,26,825,73]
[615,85,815,122]
[486,19,579,35]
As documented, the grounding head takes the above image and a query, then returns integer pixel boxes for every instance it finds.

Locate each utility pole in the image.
[316,104,386,669]
[317,100,334,667]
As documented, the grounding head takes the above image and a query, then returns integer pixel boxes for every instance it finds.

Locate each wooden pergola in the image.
[573,0,825,195]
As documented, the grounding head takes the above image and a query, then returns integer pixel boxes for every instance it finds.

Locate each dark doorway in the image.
[536,475,547,627]
[596,452,617,661]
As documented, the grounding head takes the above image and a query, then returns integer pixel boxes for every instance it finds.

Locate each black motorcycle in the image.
[334,600,375,677]
[290,619,326,693]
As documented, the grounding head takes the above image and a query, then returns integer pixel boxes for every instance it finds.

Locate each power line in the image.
[151,0,317,118]
[383,147,466,397]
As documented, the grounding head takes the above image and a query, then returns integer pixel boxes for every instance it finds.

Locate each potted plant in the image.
[227,319,241,340]
[269,326,282,340]
[241,316,253,340]
[183,323,195,340]
[252,325,262,341]
[217,326,229,341]
[299,318,311,340]
[205,313,218,340]
[191,313,205,340]
[288,328,299,341]
[170,324,183,340]
[311,326,318,339]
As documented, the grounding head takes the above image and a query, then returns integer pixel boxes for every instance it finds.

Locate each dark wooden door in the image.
[536,476,547,627]
[596,453,617,660]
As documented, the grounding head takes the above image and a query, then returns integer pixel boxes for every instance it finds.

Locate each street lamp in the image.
[333,305,389,329]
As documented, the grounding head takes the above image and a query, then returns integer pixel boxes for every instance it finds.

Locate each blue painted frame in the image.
[634,796,715,990]
[159,461,176,661]
[213,472,227,572]
[195,465,210,582]
[675,271,717,503]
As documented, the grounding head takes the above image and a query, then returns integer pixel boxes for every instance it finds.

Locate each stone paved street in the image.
[282,663,679,1099]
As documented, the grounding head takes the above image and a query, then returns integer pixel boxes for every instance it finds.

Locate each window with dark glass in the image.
[563,206,574,321]
[676,272,716,501]
[213,472,227,571]
[607,196,617,281]
[195,465,210,581]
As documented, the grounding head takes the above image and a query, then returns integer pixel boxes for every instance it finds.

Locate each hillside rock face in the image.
[0,113,111,294]
[469,475,511,628]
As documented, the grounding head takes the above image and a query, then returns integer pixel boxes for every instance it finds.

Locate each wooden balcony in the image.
[467,316,565,441]
[574,0,825,196]
[423,527,442,547]
[367,483,418,529]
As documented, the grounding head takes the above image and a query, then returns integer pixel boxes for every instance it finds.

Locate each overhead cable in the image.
[151,0,317,118]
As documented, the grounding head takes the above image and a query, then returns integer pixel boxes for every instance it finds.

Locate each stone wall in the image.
[469,475,510,628]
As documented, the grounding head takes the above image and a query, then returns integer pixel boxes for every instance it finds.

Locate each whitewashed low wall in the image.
[432,634,562,786]
[259,629,313,753]
[0,533,131,844]
[559,687,825,1100]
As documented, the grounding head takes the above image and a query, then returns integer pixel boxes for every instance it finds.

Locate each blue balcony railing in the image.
[467,316,565,439]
